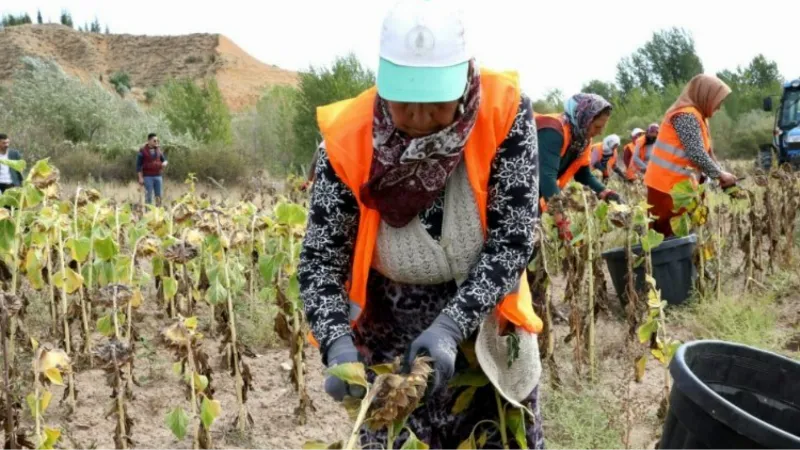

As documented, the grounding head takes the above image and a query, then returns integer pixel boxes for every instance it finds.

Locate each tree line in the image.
[1,9,110,33]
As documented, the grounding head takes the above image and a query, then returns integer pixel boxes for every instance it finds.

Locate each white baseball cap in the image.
[377,0,471,103]
[631,128,645,138]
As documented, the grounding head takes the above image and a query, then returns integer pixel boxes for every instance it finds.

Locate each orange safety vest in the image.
[310,69,543,348]
[644,106,712,193]
[622,142,635,167]
[590,142,617,178]
[534,113,592,211]
[625,135,655,180]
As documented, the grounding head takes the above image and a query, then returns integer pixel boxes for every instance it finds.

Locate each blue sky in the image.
[3,0,800,99]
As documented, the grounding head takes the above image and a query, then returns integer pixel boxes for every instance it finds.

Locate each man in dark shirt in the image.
[136,133,168,206]
[0,133,24,193]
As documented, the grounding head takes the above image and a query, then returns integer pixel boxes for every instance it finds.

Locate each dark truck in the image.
[762,78,800,169]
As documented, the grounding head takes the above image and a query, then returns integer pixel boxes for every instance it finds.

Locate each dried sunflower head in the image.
[173,203,196,224]
[95,284,133,308]
[164,242,198,264]
[365,357,432,430]
[31,167,60,190]
[136,238,161,258]
[194,208,232,234]
[93,339,134,370]
[162,317,201,348]
[74,188,101,207]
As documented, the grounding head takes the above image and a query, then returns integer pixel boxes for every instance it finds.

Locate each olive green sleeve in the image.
[537,129,564,201]
[573,166,607,194]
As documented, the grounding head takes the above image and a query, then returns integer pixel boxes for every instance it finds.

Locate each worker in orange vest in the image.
[537,93,623,241]
[644,74,738,237]
[623,128,644,168]
[590,134,625,183]
[625,123,659,181]
[298,1,544,447]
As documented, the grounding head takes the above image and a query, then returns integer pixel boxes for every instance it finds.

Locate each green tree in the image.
[581,80,620,103]
[293,53,375,167]
[90,17,101,33]
[157,78,233,144]
[37,10,43,24]
[718,54,783,119]
[616,28,703,94]
[105,24,110,34]
[60,10,73,28]
[109,71,131,95]
[532,89,564,114]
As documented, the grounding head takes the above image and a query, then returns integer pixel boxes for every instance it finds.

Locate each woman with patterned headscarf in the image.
[299,0,544,448]
[644,74,738,237]
[535,93,623,238]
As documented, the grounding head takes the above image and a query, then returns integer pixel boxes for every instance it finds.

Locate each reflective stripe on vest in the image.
[311,68,543,349]
[644,106,712,193]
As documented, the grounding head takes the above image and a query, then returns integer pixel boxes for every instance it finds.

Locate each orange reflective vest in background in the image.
[310,69,543,348]
[644,106,712,194]
[623,142,635,167]
[626,135,655,180]
[590,143,617,178]
[535,113,592,211]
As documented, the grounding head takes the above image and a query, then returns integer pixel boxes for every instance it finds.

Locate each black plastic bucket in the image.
[602,234,697,306]
[659,340,800,449]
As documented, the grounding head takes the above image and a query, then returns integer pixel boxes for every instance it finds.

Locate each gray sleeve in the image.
[671,113,722,179]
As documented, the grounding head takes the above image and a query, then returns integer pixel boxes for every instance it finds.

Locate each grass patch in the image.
[543,383,625,449]
[234,290,279,350]
[677,292,784,351]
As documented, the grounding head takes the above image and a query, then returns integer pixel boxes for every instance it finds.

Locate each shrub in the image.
[163,144,255,185]
[110,71,132,95]
[234,85,300,175]
[156,78,232,144]
[184,56,203,64]
[1,57,191,155]
[293,53,375,168]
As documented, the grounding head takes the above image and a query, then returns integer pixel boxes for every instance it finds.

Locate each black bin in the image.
[660,340,800,448]
[602,234,697,306]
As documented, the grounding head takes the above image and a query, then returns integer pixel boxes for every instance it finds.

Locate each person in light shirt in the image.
[0,133,24,193]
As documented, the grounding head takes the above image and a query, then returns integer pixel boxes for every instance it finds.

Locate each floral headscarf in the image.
[359,60,482,228]
[563,93,612,155]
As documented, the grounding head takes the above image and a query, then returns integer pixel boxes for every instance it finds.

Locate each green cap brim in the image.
[377,58,469,103]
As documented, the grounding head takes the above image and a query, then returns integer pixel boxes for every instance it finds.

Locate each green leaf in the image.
[287,274,300,303]
[594,201,609,222]
[275,202,308,227]
[66,237,92,263]
[506,408,528,449]
[26,393,38,419]
[400,430,429,450]
[0,220,15,252]
[451,386,477,414]
[97,315,115,337]
[194,373,209,393]
[200,397,221,429]
[152,256,165,277]
[369,363,395,376]
[114,255,132,282]
[457,435,476,450]
[206,279,228,305]
[258,254,278,283]
[41,427,61,450]
[670,179,697,210]
[21,184,43,209]
[641,229,664,253]
[94,235,119,261]
[635,354,648,382]
[665,341,682,360]
[637,319,658,344]
[162,277,178,300]
[25,249,45,290]
[172,362,182,376]
[670,213,692,238]
[53,268,84,294]
[326,362,368,388]
[448,369,490,388]
[165,406,189,440]
[651,348,667,364]
[0,158,25,174]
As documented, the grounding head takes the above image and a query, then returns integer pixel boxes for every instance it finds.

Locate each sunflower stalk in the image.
[56,225,77,409]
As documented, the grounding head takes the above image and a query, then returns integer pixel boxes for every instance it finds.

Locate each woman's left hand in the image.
[403,315,463,395]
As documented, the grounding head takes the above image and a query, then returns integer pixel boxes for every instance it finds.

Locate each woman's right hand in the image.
[718,171,737,189]
[324,336,366,402]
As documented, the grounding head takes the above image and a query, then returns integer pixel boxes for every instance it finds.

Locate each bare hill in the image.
[0,24,298,111]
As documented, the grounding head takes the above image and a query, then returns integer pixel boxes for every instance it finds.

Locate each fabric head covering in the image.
[647,123,660,134]
[360,59,482,228]
[563,93,612,156]
[602,134,620,155]
[667,74,732,118]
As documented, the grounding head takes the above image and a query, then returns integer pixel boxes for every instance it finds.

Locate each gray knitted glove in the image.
[403,314,463,395]
[324,336,366,402]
